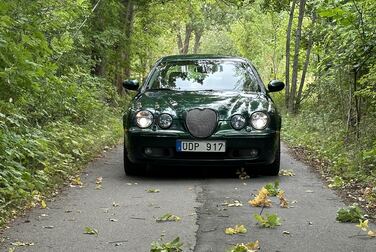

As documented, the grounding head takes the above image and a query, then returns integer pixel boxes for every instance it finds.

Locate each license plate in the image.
[176,140,226,152]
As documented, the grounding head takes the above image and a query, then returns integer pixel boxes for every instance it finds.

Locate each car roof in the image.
[159,54,248,63]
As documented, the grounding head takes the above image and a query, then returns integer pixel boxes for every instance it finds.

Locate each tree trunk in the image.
[123,0,134,79]
[289,0,306,113]
[182,23,193,54]
[115,0,134,95]
[193,28,203,54]
[285,0,297,108]
[296,13,316,109]
[177,28,184,54]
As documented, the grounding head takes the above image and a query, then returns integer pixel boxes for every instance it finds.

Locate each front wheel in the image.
[123,146,144,176]
[263,141,280,176]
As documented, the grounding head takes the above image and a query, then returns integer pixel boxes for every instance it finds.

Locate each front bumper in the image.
[125,128,279,167]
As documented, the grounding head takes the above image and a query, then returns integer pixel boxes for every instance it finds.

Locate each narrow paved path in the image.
[1,144,375,252]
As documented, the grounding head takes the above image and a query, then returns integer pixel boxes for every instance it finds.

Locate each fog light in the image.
[145,147,152,155]
[250,149,258,158]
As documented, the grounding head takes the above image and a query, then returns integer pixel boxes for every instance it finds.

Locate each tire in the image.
[123,145,143,176]
[263,140,280,176]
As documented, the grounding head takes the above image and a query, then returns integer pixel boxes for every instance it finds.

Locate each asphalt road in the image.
[1,144,375,252]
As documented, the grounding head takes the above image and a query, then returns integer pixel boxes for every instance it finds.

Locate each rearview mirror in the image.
[267,80,285,92]
[123,79,139,90]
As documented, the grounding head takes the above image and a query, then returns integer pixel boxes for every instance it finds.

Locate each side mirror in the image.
[123,79,139,90]
[267,80,285,92]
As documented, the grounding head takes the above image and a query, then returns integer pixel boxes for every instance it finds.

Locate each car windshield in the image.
[147,60,260,92]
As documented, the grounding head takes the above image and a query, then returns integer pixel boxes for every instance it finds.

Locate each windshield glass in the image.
[147,60,260,92]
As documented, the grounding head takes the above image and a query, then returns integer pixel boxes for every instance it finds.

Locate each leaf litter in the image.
[225,224,247,235]
[156,213,181,222]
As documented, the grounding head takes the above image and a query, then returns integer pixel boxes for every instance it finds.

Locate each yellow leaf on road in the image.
[41,200,47,209]
[248,187,272,207]
[368,230,376,238]
[225,224,247,235]
[278,191,289,208]
[356,219,369,231]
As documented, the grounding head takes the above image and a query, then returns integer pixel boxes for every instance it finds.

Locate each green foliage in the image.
[0,0,125,226]
[253,213,281,228]
[264,181,281,196]
[156,213,181,222]
[227,241,260,252]
[150,237,183,252]
[336,204,365,223]
[328,176,345,189]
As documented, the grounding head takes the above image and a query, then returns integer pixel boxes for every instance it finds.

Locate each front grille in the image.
[185,108,217,138]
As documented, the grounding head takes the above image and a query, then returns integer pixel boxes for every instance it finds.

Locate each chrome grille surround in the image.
[185,108,217,138]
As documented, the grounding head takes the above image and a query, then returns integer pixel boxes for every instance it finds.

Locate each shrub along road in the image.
[0,144,375,252]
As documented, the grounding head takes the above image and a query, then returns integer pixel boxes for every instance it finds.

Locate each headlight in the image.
[158,113,173,129]
[135,110,153,128]
[231,114,246,130]
[250,111,269,130]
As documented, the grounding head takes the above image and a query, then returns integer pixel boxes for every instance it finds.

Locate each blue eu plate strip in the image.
[176,140,182,152]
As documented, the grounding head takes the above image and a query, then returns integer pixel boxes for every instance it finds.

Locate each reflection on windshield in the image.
[148,60,260,92]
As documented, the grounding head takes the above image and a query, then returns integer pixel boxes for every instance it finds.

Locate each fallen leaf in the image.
[222,200,243,207]
[11,241,34,246]
[84,226,98,236]
[356,219,369,231]
[228,240,260,252]
[71,176,83,186]
[254,213,281,228]
[279,169,295,176]
[156,213,181,222]
[96,177,103,184]
[368,230,376,238]
[277,191,289,208]
[224,224,247,235]
[146,189,160,193]
[8,247,15,252]
[236,168,250,180]
[248,187,272,207]
[328,176,344,189]
[41,200,47,209]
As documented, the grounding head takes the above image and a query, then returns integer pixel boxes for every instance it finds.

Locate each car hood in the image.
[134,90,271,120]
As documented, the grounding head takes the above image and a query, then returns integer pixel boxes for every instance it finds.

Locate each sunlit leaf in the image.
[279,169,295,176]
[225,224,247,235]
[227,240,260,252]
[368,230,376,238]
[253,213,281,228]
[156,213,181,222]
[277,191,288,208]
[41,200,47,209]
[150,236,183,252]
[84,226,98,236]
[146,189,160,193]
[356,219,369,232]
[248,187,272,207]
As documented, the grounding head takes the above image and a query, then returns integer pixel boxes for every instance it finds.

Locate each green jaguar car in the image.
[122,55,284,176]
